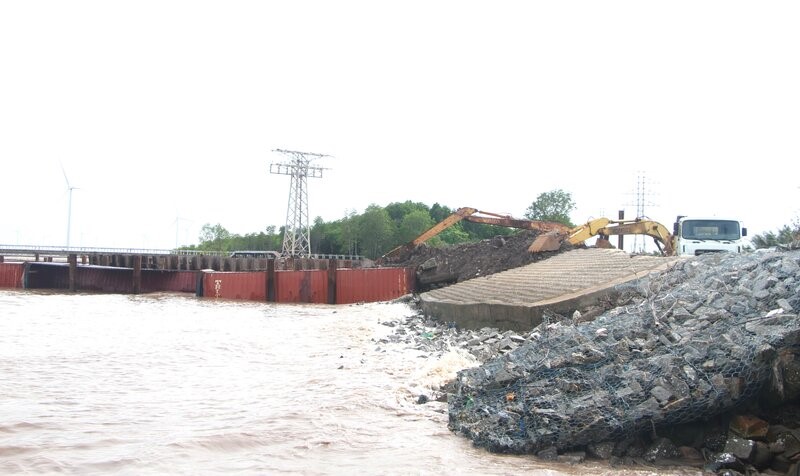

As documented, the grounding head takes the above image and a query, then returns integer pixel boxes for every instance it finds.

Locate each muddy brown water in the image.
[0,290,701,475]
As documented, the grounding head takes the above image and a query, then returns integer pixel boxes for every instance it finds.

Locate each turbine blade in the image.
[60,162,71,188]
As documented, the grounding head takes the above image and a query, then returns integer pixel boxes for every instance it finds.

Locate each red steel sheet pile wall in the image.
[76,266,133,293]
[25,264,131,293]
[25,264,197,294]
[0,263,25,288]
[142,270,197,294]
[17,263,415,304]
[202,272,267,301]
[26,263,69,289]
[275,270,328,304]
[336,267,415,304]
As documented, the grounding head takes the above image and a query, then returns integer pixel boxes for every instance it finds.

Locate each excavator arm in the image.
[564,218,675,256]
[463,213,571,234]
[379,207,478,262]
[379,207,571,262]
[409,207,478,247]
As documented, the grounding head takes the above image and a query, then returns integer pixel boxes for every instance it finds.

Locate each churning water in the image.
[0,290,698,475]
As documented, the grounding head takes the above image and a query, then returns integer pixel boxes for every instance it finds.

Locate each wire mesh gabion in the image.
[448,250,800,454]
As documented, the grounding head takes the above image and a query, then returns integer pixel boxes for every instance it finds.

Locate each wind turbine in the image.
[61,164,78,249]
[173,214,185,249]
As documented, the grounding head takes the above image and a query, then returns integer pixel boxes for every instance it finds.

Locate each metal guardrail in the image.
[0,244,364,261]
[0,244,177,255]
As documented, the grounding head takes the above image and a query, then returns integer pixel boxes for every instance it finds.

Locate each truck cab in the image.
[672,216,747,256]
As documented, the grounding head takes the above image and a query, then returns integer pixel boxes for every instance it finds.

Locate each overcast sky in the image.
[1,1,798,251]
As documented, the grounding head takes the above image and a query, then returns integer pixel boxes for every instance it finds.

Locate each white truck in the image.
[672,216,748,256]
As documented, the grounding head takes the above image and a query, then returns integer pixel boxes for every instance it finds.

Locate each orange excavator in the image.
[379,207,572,263]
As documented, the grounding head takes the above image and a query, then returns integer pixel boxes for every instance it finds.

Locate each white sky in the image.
[1,1,798,251]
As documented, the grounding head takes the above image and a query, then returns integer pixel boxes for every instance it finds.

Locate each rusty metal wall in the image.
[77,266,133,293]
[0,263,25,288]
[25,263,69,289]
[275,270,328,304]
[142,270,197,294]
[335,267,416,304]
[25,263,132,292]
[202,272,267,301]
[15,263,414,303]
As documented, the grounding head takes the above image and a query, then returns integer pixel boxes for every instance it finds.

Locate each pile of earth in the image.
[385,230,578,291]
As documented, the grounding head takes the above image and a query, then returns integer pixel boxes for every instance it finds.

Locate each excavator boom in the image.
[380,207,569,262]
[563,218,675,256]
[464,214,570,234]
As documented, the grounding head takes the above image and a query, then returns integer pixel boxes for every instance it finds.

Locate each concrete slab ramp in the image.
[419,248,678,332]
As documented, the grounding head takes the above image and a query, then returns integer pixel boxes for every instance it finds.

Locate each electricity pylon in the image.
[627,172,658,253]
[270,149,329,257]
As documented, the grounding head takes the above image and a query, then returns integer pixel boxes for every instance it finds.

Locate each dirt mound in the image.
[388,230,578,290]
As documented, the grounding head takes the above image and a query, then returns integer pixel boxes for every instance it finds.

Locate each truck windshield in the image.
[681,220,741,241]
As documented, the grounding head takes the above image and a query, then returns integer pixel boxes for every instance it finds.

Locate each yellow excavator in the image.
[536,217,676,256]
[536,215,751,257]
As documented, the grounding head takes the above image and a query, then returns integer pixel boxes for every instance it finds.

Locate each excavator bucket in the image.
[528,231,564,253]
[594,237,615,249]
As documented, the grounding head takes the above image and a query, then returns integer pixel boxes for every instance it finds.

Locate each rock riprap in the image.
[448,251,800,458]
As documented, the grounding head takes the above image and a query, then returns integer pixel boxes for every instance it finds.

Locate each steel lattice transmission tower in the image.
[628,172,658,253]
[269,149,330,257]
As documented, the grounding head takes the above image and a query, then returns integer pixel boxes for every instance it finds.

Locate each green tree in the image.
[198,223,232,251]
[751,225,798,249]
[429,203,452,223]
[524,189,575,226]
[339,209,359,256]
[310,216,331,254]
[384,201,430,225]
[358,205,395,259]
[397,209,434,244]
[436,222,470,245]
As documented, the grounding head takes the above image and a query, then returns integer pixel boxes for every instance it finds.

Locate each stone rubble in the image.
[380,249,800,475]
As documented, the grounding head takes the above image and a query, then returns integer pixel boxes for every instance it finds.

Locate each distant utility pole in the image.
[627,172,658,253]
[269,149,330,257]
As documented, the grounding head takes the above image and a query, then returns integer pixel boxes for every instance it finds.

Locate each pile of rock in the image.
[448,252,800,469]
[376,307,536,362]
[442,250,800,474]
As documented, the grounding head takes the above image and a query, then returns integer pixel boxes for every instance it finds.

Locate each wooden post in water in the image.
[68,253,77,292]
[327,259,337,304]
[132,255,142,294]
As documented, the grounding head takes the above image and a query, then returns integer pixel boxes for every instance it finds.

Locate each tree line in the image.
[182,190,577,259]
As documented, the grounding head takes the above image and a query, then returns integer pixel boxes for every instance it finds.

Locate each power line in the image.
[269,149,330,257]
